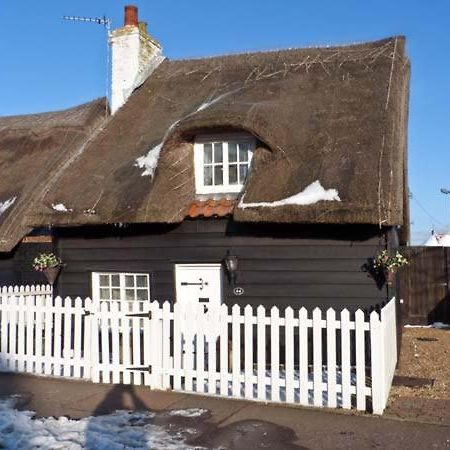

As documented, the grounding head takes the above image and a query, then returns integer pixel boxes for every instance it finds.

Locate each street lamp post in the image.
[440,188,450,230]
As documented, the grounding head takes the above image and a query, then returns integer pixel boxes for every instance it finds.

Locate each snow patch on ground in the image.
[404,322,450,329]
[52,203,72,213]
[239,180,341,208]
[0,398,202,450]
[0,197,16,216]
[167,408,207,418]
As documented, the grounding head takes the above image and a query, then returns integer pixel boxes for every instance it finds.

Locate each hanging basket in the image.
[43,266,61,285]
[384,269,396,286]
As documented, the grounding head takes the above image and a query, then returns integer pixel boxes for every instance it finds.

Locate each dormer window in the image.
[194,133,255,194]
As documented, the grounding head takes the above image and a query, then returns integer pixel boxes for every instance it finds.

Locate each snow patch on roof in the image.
[0,197,16,216]
[135,142,163,177]
[134,88,244,177]
[52,203,72,212]
[423,231,450,247]
[239,180,341,208]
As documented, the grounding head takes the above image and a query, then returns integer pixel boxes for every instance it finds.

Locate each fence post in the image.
[370,310,385,414]
[149,300,164,389]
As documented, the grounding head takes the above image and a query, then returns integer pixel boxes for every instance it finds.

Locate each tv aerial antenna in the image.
[63,14,112,117]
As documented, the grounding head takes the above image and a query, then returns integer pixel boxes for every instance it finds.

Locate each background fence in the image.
[398,246,450,325]
[0,285,397,414]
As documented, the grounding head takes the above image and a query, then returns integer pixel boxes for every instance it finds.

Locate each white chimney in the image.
[109,5,164,114]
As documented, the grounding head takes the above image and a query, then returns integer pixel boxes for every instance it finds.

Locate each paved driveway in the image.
[0,373,449,449]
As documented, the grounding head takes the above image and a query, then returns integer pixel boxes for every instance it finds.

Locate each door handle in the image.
[203,305,208,313]
[181,278,209,290]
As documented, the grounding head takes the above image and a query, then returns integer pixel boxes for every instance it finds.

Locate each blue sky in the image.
[1,0,449,243]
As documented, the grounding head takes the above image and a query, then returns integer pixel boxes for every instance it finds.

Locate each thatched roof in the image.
[0,99,107,251]
[1,36,409,251]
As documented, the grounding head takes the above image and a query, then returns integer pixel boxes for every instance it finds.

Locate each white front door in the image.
[174,263,223,314]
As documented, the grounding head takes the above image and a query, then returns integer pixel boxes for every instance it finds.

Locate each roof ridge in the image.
[0,97,107,123]
[168,36,404,64]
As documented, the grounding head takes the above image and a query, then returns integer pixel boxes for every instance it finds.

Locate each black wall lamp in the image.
[224,250,238,285]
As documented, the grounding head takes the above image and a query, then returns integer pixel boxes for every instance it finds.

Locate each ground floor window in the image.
[91,272,150,301]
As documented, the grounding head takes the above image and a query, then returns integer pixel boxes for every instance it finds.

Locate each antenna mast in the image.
[63,14,112,117]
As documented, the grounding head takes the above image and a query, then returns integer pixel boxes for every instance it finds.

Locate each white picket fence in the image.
[0,286,397,414]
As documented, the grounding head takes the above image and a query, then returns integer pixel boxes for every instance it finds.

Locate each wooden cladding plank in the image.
[61,245,381,261]
[59,233,382,249]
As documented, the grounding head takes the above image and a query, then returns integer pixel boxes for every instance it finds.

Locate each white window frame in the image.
[91,272,151,302]
[194,133,255,194]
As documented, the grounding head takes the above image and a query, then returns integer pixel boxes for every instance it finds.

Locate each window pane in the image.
[229,165,238,184]
[214,165,223,185]
[204,143,212,164]
[125,275,135,288]
[229,143,237,162]
[99,275,109,286]
[125,289,135,301]
[100,288,110,300]
[111,275,120,287]
[136,276,148,288]
[239,164,249,183]
[239,144,249,162]
[214,143,223,162]
[111,288,121,300]
[136,289,149,301]
[204,166,213,185]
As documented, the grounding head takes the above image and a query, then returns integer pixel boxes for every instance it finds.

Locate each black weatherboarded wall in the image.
[55,219,388,311]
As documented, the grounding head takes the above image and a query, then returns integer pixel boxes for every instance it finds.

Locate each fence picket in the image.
[244,305,253,399]
[17,296,25,373]
[53,296,63,377]
[100,302,111,383]
[220,304,229,396]
[370,310,384,414]
[73,298,83,378]
[326,308,337,408]
[355,309,366,411]
[270,306,280,402]
[110,301,121,384]
[232,304,241,397]
[25,295,35,373]
[131,302,142,386]
[299,307,308,405]
[257,305,266,401]
[121,302,131,385]
[90,299,100,383]
[184,306,194,392]
[340,309,351,409]
[285,307,294,403]
[62,297,72,377]
[0,295,8,371]
[83,298,92,380]
[147,301,162,389]
[196,304,205,394]
[312,308,323,407]
[9,296,17,372]
[161,301,171,390]
[173,302,182,390]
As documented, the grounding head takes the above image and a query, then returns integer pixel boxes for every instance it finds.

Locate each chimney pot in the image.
[124,5,138,26]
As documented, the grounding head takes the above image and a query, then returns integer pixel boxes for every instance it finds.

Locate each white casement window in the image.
[92,272,150,302]
[194,133,255,194]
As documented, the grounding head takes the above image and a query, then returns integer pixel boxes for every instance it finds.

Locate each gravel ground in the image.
[389,327,450,401]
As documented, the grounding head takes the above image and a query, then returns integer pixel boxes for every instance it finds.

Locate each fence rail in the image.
[0,285,397,414]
